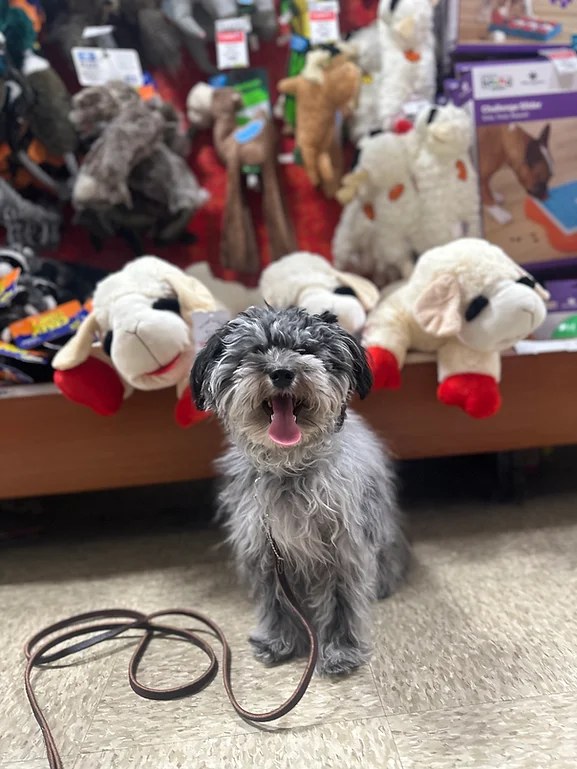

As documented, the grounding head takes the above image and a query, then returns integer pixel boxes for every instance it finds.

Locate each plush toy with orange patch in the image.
[363,238,548,418]
[410,104,481,254]
[332,130,420,287]
[52,256,222,428]
[376,0,437,129]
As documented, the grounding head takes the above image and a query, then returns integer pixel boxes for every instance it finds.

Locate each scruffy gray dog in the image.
[191,306,409,676]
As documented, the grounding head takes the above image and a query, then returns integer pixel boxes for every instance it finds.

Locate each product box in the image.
[451,54,577,265]
[448,0,577,53]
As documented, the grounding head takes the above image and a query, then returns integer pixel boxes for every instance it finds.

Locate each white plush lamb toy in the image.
[363,238,548,418]
[411,104,482,253]
[52,256,221,427]
[259,251,380,336]
[376,0,437,129]
[332,131,419,287]
[342,23,382,144]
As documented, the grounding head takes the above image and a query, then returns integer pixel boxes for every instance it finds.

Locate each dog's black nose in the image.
[270,369,295,388]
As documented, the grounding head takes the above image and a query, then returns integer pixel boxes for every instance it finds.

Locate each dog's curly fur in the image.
[192,306,409,676]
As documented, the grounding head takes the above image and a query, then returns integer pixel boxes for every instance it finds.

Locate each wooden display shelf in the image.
[2,351,576,500]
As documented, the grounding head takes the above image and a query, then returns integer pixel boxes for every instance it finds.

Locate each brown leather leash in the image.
[24,544,318,769]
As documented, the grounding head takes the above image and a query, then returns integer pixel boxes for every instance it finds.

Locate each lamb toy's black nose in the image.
[270,369,295,388]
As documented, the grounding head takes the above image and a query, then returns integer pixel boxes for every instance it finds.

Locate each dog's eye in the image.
[465,295,489,322]
[152,297,181,314]
[517,276,536,289]
[103,331,113,356]
[334,286,358,299]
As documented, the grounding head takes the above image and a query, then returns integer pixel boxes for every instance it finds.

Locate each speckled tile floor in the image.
[1,465,577,769]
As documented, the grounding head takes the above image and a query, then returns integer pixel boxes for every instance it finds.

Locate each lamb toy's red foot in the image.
[53,357,124,416]
[366,346,402,390]
[437,373,502,419]
[174,386,210,428]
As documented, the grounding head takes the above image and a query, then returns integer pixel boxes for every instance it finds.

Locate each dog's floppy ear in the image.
[413,274,463,337]
[345,331,373,399]
[190,326,227,411]
[319,312,372,397]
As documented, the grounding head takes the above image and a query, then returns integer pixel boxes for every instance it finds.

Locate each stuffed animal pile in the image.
[333,103,481,287]
[71,81,209,251]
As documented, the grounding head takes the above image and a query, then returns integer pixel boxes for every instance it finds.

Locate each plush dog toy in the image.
[363,238,548,418]
[187,82,295,274]
[410,104,481,253]
[277,50,361,198]
[52,256,220,427]
[259,251,380,336]
[332,130,419,287]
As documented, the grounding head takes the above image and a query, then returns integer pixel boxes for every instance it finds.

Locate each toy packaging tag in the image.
[308,1,340,45]
[9,300,89,350]
[0,267,21,308]
[215,18,251,70]
[71,47,144,88]
[211,68,271,122]
[540,47,577,78]
[191,310,231,354]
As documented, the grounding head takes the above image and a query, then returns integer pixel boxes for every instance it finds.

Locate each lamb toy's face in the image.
[415,104,472,158]
[414,267,548,353]
[100,296,195,390]
[458,275,547,353]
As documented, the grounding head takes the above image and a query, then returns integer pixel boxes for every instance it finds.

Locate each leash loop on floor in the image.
[24,544,318,769]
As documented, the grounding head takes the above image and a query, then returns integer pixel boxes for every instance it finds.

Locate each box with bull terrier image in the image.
[450,54,577,265]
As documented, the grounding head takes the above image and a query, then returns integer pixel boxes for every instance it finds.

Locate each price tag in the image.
[308,1,340,45]
[540,48,577,78]
[215,18,250,69]
[71,47,144,87]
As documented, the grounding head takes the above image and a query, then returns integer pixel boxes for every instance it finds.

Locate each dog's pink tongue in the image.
[268,395,301,447]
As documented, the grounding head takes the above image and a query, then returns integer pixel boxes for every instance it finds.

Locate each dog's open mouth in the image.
[262,395,303,447]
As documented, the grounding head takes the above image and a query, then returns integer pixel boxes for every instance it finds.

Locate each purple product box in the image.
[449,56,577,267]
[532,277,577,338]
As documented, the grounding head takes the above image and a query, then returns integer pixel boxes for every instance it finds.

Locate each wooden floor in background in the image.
[458,0,577,45]
[481,117,577,265]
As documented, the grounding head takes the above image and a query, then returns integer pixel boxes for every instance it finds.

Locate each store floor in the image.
[1,452,577,769]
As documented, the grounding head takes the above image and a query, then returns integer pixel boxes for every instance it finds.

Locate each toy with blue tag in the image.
[525,180,577,252]
[188,75,296,274]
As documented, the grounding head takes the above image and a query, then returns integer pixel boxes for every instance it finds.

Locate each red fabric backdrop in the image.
[44,1,378,286]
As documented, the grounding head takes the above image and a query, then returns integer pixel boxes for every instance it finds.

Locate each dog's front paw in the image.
[249,634,296,666]
[318,643,369,677]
